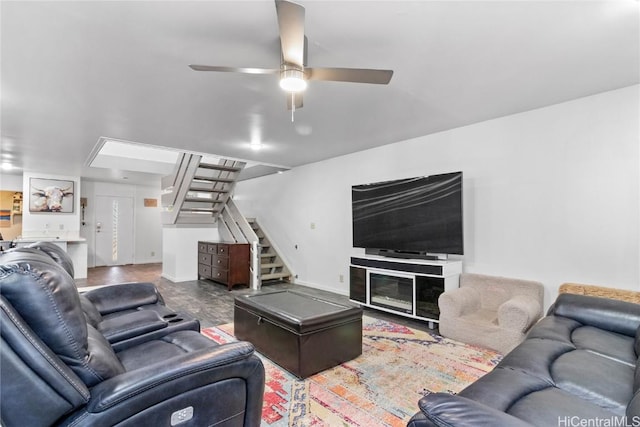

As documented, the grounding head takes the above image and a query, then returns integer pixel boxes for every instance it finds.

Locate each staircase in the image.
[161,154,245,225]
[247,218,293,283]
[161,153,293,288]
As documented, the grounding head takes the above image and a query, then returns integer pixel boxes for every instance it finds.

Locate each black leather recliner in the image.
[17,241,200,351]
[0,249,265,427]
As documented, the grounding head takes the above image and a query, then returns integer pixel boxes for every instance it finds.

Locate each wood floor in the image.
[77,263,435,332]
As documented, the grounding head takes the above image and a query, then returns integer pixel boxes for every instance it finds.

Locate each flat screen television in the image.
[352,171,463,256]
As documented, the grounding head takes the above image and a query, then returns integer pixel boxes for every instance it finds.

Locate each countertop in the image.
[14,237,87,243]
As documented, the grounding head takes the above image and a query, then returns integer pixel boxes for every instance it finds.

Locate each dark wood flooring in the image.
[77,263,436,332]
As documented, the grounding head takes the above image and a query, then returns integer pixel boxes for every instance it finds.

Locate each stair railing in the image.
[161,153,202,225]
[251,218,295,283]
[221,199,261,289]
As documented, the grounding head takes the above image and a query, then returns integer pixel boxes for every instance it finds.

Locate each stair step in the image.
[175,216,218,224]
[183,198,224,204]
[261,262,283,269]
[198,163,242,173]
[180,208,220,213]
[261,272,291,281]
[189,187,228,194]
[193,175,235,183]
[260,252,276,258]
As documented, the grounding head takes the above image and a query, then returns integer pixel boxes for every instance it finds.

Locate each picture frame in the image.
[29,178,75,213]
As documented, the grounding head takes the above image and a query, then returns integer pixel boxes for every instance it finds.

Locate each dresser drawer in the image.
[199,253,212,265]
[207,244,218,254]
[217,245,229,255]
[211,255,229,269]
[198,264,211,278]
[210,267,228,282]
[198,242,208,253]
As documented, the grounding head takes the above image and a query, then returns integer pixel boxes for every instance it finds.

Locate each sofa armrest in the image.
[97,310,167,343]
[498,295,541,332]
[549,293,640,337]
[82,282,163,315]
[439,287,481,317]
[416,393,534,427]
[72,342,265,426]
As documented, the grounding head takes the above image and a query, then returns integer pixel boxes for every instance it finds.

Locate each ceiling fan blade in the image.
[307,67,394,84]
[275,0,305,68]
[286,92,303,110]
[189,65,279,75]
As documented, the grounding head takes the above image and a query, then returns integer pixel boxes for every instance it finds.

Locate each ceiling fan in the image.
[189,0,393,115]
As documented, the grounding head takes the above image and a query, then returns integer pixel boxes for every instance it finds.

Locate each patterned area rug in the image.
[201,316,501,427]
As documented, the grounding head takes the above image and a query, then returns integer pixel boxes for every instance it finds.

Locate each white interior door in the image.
[95,196,134,267]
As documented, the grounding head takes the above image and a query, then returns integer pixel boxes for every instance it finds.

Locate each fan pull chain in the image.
[291,92,295,122]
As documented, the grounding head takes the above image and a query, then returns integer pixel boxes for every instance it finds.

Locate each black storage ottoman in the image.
[234,290,363,378]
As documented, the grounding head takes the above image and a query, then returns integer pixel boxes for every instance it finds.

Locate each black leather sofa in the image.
[408,293,640,426]
[16,241,201,351]
[1,248,265,426]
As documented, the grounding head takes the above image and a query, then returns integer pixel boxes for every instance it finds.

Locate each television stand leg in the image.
[428,321,435,330]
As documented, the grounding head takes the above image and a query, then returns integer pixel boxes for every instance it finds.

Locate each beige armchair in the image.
[438,273,544,353]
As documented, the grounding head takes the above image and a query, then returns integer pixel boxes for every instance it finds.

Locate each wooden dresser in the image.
[197,241,250,290]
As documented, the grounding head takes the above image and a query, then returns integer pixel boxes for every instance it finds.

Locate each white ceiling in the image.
[1,0,638,186]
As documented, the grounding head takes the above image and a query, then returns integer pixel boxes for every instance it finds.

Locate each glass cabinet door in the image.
[415,276,445,319]
[369,272,413,314]
[349,266,367,303]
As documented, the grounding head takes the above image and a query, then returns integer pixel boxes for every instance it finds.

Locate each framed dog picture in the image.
[29,178,75,213]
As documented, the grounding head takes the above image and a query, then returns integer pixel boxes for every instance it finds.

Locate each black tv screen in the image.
[352,171,463,255]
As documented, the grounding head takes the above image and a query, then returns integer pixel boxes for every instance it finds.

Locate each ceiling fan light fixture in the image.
[279,68,307,92]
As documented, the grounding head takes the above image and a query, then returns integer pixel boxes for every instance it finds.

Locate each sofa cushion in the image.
[551,293,640,336]
[460,368,552,412]
[551,349,633,413]
[496,338,575,382]
[528,315,636,365]
[571,325,635,366]
[508,387,627,426]
[526,315,581,343]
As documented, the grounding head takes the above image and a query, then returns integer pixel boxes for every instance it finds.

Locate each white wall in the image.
[0,173,23,191]
[134,185,164,264]
[80,180,163,267]
[22,171,81,239]
[162,226,219,282]
[235,86,640,308]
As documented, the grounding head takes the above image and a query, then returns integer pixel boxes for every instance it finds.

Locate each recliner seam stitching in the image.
[1,301,90,399]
